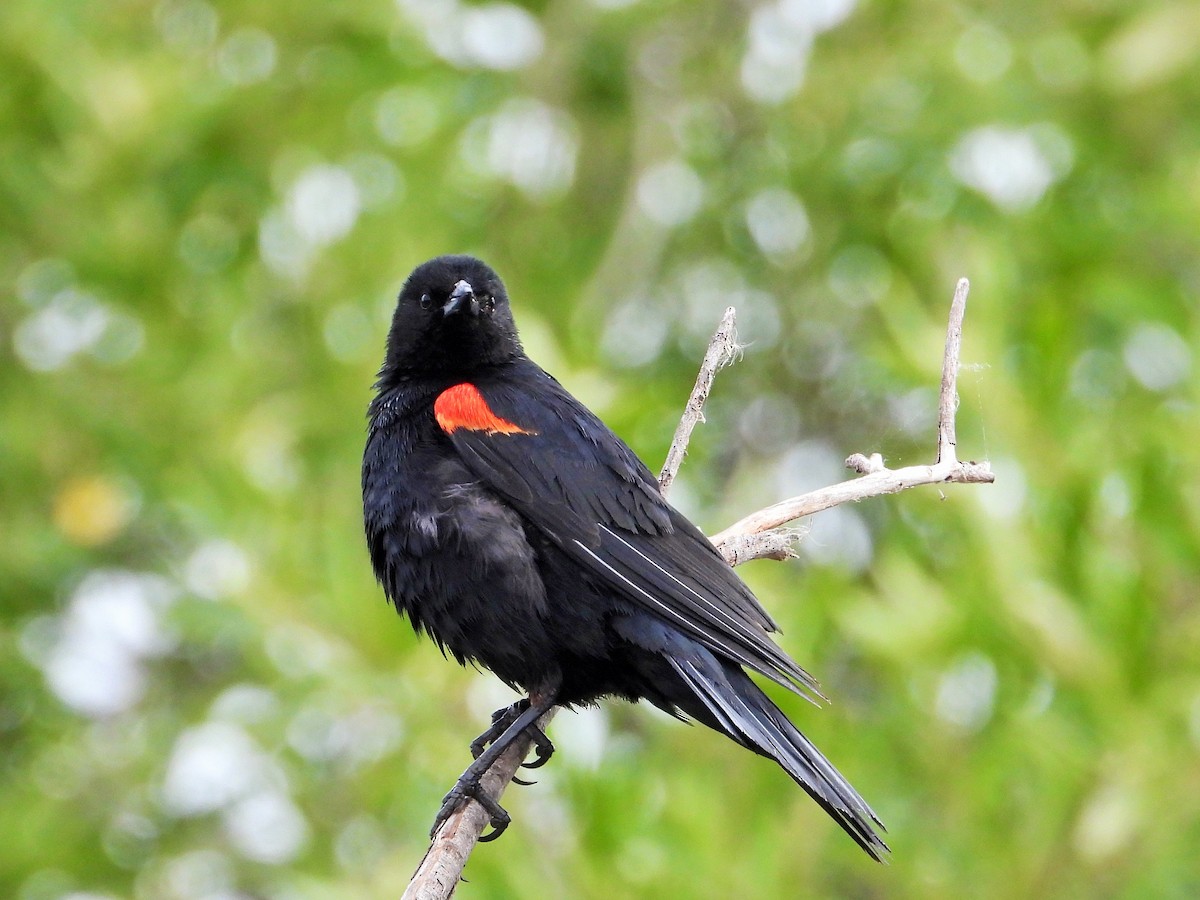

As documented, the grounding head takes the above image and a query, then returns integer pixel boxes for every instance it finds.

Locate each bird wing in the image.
[432,364,824,702]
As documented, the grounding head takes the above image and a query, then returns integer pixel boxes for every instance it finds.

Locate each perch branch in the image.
[402,708,556,900]
[404,278,991,898]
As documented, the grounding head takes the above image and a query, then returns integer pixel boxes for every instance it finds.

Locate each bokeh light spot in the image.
[636,160,703,228]
[53,475,139,547]
[286,164,362,247]
[459,3,543,71]
[461,99,579,199]
[935,652,998,731]
[223,790,310,863]
[950,124,1073,211]
[40,571,176,719]
[155,0,219,55]
[1123,322,1191,391]
[954,23,1013,84]
[184,539,252,600]
[374,87,440,147]
[746,187,810,259]
[216,27,277,85]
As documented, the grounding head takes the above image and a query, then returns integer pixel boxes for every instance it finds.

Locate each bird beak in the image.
[443,280,480,318]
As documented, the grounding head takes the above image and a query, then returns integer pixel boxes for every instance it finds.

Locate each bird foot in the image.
[431,773,511,842]
[469,700,555,772]
[469,700,527,758]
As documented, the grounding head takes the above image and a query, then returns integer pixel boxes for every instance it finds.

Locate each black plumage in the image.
[362,255,887,858]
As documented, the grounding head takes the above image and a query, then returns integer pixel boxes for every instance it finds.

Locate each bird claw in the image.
[470,700,529,759]
[470,700,555,772]
[431,777,511,841]
[520,727,555,769]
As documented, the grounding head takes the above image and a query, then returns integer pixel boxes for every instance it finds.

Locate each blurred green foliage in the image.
[2,0,1199,897]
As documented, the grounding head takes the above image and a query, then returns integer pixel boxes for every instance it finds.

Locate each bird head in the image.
[380,255,524,380]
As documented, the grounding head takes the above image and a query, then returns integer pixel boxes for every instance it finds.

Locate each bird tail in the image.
[667,643,889,861]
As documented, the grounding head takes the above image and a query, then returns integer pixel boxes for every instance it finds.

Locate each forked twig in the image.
[710,278,992,561]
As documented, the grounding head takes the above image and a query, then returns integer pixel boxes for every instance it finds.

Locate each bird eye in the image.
[480,294,495,312]
[419,293,432,310]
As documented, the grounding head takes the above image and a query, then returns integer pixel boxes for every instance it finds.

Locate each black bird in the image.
[362,255,887,859]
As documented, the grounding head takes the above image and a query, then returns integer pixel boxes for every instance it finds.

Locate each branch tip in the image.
[659,307,740,495]
[937,278,970,465]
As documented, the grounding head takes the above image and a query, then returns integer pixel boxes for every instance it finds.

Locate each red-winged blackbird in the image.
[363,255,887,859]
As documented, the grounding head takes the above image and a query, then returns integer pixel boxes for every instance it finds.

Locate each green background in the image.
[3,0,1198,897]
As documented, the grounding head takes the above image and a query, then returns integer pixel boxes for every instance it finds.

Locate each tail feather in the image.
[668,645,889,861]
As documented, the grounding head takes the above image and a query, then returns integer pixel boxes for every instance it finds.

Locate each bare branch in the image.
[659,307,739,494]
[709,457,994,554]
[937,278,970,465]
[710,278,993,563]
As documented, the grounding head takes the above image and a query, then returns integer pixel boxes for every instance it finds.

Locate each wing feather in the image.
[439,362,823,702]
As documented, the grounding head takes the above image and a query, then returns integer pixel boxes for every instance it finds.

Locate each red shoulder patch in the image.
[434,383,534,436]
